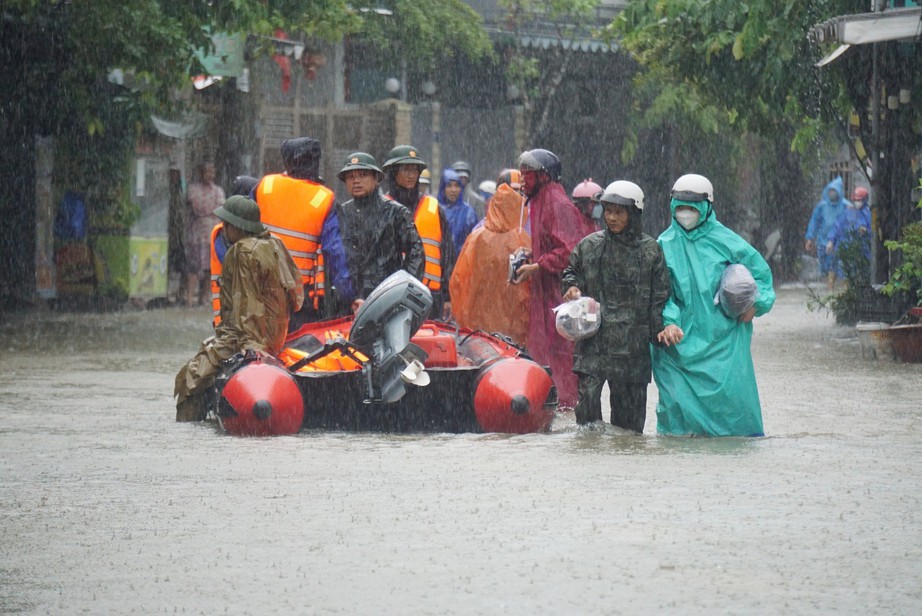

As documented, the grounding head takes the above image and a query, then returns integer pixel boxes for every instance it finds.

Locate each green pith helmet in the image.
[383,145,427,170]
[214,195,266,234]
[337,152,383,181]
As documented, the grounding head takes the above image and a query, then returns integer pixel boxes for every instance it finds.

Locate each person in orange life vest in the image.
[382,145,455,320]
[253,137,352,329]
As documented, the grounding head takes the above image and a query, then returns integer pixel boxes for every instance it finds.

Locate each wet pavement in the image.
[1,286,921,614]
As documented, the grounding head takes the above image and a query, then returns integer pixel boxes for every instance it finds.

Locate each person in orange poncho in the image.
[449,182,530,345]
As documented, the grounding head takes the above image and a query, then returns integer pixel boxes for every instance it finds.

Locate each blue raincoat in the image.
[653,198,775,437]
[805,177,850,276]
[437,168,478,253]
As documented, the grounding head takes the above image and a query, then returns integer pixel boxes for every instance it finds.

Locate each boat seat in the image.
[287,333,323,354]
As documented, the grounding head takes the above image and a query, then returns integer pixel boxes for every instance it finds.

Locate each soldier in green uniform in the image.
[174,196,304,421]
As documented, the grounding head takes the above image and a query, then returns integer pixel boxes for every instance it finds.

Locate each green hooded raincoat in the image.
[652,199,775,436]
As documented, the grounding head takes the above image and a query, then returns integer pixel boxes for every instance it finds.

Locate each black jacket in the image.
[337,190,425,299]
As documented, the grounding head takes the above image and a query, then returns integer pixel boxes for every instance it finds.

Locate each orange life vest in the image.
[209,223,225,326]
[413,195,443,291]
[255,174,335,306]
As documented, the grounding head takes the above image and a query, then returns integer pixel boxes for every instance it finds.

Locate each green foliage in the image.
[497,0,602,137]
[882,184,922,304]
[356,0,493,73]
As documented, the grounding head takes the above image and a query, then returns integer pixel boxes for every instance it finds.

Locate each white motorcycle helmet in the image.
[599,180,645,210]
[671,173,714,203]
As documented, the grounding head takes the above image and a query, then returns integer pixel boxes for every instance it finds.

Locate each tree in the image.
[497,0,603,143]
[355,0,494,75]
[608,0,886,281]
[0,1,496,306]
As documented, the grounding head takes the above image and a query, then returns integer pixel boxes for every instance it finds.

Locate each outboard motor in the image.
[350,270,433,403]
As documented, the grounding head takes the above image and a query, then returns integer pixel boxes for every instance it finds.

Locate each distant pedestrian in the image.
[571,178,604,232]
[826,187,871,281]
[184,161,224,306]
[805,176,850,290]
[437,168,478,255]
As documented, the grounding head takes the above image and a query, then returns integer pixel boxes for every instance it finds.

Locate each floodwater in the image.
[1,286,921,615]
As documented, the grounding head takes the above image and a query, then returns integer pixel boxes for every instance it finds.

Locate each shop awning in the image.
[811,7,920,66]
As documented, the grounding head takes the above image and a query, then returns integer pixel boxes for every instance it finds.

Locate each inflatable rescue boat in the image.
[212,271,558,436]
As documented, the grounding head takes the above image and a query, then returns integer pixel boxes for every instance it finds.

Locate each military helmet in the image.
[383,145,427,170]
[419,168,432,186]
[338,152,383,181]
[214,195,266,234]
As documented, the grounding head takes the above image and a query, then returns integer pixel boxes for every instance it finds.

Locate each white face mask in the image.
[675,209,700,230]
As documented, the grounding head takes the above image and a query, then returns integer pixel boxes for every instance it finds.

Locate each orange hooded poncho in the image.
[449,183,530,345]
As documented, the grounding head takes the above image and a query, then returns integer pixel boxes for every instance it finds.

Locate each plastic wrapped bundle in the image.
[714,264,759,318]
[553,297,601,341]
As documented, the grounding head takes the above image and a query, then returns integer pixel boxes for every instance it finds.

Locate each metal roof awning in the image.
[811,7,921,65]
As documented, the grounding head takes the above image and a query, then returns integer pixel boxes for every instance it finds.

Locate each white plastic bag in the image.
[553,297,601,341]
[714,264,759,318]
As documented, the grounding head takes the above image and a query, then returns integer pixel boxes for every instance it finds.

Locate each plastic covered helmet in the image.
[383,145,427,170]
[338,152,383,181]
[853,187,869,201]
[497,168,522,190]
[600,180,645,211]
[450,160,472,179]
[572,178,603,201]
[517,149,562,182]
[553,297,601,341]
[478,180,497,196]
[671,173,714,203]
[419,168,431,185]
[214,195,266,234]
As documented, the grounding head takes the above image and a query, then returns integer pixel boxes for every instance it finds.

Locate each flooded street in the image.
[2,286,921,614]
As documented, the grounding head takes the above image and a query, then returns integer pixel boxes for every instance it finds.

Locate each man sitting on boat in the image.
[175,196,304,422]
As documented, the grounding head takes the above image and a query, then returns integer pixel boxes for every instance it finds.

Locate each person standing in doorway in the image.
[185,161,225,306]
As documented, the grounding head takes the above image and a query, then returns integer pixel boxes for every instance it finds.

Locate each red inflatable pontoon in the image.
[212,271,558,436]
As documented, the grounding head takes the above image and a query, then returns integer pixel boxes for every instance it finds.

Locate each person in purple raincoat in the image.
[512,148,595,408]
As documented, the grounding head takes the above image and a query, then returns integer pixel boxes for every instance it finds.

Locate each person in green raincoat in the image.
[652,174,775,437]
[561,181,675,433]
[174,196,304,422]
